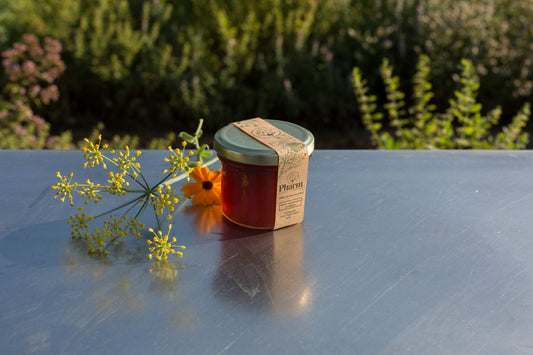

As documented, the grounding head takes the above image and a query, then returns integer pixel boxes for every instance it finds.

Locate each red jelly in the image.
[214,119,314,229]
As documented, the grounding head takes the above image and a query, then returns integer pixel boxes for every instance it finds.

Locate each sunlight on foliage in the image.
[353,55,530,149]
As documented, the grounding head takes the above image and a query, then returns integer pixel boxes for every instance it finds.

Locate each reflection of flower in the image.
[184,205,223,234]
[181,166,221,206]
[148,260,183,299]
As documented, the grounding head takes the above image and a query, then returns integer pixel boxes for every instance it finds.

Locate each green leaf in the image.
[469,103,482,113]
[179,132,195,143]
[425,122,436,134]
[463,126,475,135]
[197,144,212,158]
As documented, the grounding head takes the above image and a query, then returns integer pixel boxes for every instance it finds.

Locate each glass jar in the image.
[214,119,314,229]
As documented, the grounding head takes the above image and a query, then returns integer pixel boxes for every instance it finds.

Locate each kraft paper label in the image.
[232,118,309,229]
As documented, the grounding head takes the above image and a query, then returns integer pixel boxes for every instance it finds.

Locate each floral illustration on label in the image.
[251,127,282,138]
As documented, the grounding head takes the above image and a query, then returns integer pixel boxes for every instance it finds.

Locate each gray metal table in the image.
[2,150,533,354]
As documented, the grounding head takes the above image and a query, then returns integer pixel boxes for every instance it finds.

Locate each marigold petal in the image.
[188,167,204,183]
[203,192,216,206]
[190,166,210,182]
[181,182,203,197]
[199,166,211,181]
[191,189,220,206]
[209,170,222,183]
[190,190,208,205]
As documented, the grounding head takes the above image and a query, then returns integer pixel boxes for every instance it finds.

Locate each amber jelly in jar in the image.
[214,119,314,229]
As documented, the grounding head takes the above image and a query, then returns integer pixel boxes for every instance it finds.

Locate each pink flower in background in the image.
[0,34,66,149]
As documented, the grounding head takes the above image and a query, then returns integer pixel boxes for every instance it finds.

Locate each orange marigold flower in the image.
[181,166,221,206]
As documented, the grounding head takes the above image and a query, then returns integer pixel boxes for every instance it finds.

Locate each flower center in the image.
[202,181,213,190]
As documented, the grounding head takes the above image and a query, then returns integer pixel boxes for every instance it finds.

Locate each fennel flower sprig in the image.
[52,119,219,259]
[146,224,185,262]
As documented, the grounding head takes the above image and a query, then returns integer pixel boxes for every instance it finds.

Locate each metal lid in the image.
[214,119,315,166]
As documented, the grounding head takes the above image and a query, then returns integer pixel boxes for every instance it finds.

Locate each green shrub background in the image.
[1,0,532,148]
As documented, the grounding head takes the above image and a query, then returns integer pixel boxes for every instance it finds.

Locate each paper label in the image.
[232,118,309,229]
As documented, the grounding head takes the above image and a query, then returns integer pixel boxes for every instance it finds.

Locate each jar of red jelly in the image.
[214,119,314,229]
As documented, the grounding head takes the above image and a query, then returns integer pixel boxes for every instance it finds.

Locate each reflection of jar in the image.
[214,222,311,316]
[214,120,314,229]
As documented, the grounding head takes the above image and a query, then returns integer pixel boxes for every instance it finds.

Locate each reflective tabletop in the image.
[2,150,533,354]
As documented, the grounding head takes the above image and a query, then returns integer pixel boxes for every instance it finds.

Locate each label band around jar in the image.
[232,118,309,229]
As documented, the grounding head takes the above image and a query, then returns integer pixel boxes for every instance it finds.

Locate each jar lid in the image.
[214,119,315,166]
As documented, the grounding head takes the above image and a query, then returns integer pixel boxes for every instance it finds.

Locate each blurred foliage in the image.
[0,34,177,149]
[353,55,530,149]
[415,0,533,113]
[0,0,532,148]
[0,34,72,149]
